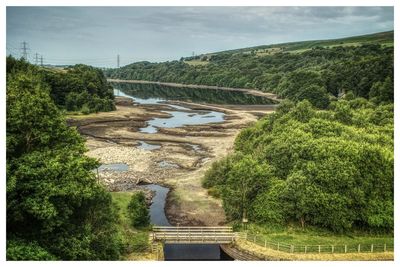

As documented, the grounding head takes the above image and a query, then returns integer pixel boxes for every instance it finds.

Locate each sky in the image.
[6,6,394,67]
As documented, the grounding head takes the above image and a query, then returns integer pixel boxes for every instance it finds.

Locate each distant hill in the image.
[183,30,393,62]
[105,30,393,107]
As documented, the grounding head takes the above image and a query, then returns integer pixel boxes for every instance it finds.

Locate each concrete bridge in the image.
[150,226,261,260]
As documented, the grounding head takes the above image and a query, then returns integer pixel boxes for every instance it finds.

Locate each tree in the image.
[296,84,330,109]
[221,155,272,220]
[7,69,122,260]
[127,192,150,228]
[369,76,394,104]
[203,97,393,233]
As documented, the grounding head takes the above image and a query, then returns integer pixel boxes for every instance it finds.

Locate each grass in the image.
[235,239,394,261]
[184,60,209,66]
[200,30,393,58]
[111,192,154,260]
[232,223,394,260]
[240,223,393,248]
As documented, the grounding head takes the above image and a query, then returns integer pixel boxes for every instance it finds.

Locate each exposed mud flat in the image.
[69,96,275,225]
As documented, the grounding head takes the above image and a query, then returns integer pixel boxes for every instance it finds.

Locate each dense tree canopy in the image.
[203,99,393,233]
[6,65,122,260]
[105,44,393,107]
[7,56,115,114]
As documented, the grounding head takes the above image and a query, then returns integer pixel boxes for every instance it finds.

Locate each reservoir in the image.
[112,82,276,134]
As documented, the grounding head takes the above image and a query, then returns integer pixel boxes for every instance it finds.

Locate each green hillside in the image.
[105,31,393,108]
[188,30,393,59]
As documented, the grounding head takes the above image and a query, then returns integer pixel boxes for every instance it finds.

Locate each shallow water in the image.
[98,163,128,172]
[188,144,202,152]
[114,87,225,134]
[139,110,224,133]
[158,160,179,169]
[137,141,161,151]
[139,184,171,226]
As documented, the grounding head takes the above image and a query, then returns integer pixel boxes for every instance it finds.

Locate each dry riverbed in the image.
[68,96,275,226]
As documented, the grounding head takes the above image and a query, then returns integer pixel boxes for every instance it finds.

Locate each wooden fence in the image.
[238,232,394,254]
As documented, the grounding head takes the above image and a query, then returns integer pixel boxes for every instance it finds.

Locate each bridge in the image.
[151,226,235,244]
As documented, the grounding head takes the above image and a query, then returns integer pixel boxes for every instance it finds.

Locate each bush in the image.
[7,239,57,261]
[81,104,91,115]
[127,192,150,228]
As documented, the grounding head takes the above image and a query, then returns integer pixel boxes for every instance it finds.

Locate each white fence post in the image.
[345,245,347,253]
[358,244,361,253]
[371,244,374,253]
[331,245,334,253]
[384,243,387,252]
[318,245,321,253]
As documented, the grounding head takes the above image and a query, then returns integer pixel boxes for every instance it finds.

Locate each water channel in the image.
[107,82,275,260]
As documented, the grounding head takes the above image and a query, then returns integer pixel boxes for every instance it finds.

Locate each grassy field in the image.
[232,223,394,260]
[235,239,394,261]
[184,59,209,66]
[239,223,393,249]
[111,192,156,260]
[184,30,393,62]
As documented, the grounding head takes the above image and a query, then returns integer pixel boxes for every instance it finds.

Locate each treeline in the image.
[6,59,148,260]
[7,56,115,114]
[105,44,393,108]
[203,97,393,233]
[113,82,277,105]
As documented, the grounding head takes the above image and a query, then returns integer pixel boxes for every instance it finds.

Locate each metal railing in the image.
[151,226,235,244]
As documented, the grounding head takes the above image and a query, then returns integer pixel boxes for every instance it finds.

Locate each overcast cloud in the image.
[6,7,394,67]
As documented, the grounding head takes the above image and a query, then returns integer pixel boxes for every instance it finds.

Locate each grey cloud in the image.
[6,6,393,67]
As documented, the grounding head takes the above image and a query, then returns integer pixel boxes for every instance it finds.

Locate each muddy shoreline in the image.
[69,96,275,225]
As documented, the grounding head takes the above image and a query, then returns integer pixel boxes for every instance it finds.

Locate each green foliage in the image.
[204,99,393,233]
[110,192,150,255]
[7,239,57,260]
[7,56,115,114]
[7,66,123,260]
[369,76,394,104]
[127,192,150,228]
[105,38,393,107]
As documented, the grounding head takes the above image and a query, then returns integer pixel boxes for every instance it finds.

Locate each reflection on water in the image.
[139,184,171,226]
[139,110,224,133]
[164,244,233,261]
[112,82,277,105]
[114,85,226,134]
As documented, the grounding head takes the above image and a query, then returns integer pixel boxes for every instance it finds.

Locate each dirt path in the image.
[68,96,275,226]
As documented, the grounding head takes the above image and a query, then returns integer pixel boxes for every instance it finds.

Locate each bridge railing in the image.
[151,226,235,244]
